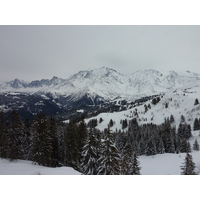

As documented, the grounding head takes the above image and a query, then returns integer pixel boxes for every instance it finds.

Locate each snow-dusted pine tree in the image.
[129,151,141,175]
[97,126,121,175]
[193,139,199,151]
[181,153,197,175]
[49,116,60,167]
[193,118,200,131]
[81,128,99,175]
[32,114,52,167]
[65,119,79,169]
[157,137,165,154]
[7,110,24,160]
[145,138,156,156]
[120,140,133,175]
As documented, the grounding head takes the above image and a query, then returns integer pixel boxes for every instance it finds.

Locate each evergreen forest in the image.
[0,110,199,175]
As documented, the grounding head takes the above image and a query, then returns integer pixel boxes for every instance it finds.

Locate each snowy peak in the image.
[1,68,200,101]
[0,78,27,90]
[128,69,200,94]
[69,66,123,83]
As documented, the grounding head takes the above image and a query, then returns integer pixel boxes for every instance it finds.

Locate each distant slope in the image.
[85,86,200,131]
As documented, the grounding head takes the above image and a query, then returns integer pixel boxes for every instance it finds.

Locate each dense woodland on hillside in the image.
[0,110,199,175]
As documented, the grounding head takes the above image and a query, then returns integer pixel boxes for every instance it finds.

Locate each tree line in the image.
[0,110,140,175]
[0,110,199,175]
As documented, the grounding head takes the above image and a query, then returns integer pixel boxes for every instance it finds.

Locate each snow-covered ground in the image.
[1,146,200,175]
[1,151,199,175]
[0,159,81,175]
[85,86,200,132]
[140,151,200,175]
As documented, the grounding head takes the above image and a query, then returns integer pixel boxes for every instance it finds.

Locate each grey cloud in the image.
[0,25,200,82]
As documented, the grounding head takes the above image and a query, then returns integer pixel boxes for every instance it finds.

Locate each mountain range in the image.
[1,67,200,120]
[1,67,200,98]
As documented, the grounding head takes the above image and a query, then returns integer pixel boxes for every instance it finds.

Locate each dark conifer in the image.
[49,116,60,167]
[185,124,192,140]
[32,114,52,167]
[7,110,24,160]
[130,151,141,175]
[122,119,128,129]
[97,126,121,175]
[65,119,79,169]
[81,128,99,175]
[78,119,88,151]
[170,114,175,124]
[109,119,114,127]
[181,153,197,175]
[157,137,165,154]
[99,117,103,123]
[193,118,200,131]
[120,140,133,175]
[22,117,32,160]
[194,98,199,105]
[0,111,9,158]
[193,139,199,151]
[145,138,156,156]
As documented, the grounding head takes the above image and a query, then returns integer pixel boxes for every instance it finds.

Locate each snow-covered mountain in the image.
[1,67,200,120]
[1,67,200,101]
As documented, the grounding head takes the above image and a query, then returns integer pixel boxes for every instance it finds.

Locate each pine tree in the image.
[185,124,192,140]
[179,139,191,153]
[193,139,199,151]
[65,119,79,169]
[0,111,9,158]
[129,151,141,175]
[181,153,197,175]
[161,120,175,153]
[170,114,175,124]
[157,137,165,154]
[120,140,133,175]
[32,114,52,167]
[194,98,199,105]
[78,119,88,163]
[99,118,103,123]
[49,116,60,167]
[180,115,185,123]
[97,126,121,175]
[122,119,128,129]
[109,119,114,127]
[81,128,99,175]
[145,138,156,156]
[193,118,200,131]
[22,117,32,160]
[7,110,24,160]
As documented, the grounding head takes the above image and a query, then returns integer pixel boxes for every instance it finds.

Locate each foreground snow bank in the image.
[0,159,81,175]
[1,150,200,175]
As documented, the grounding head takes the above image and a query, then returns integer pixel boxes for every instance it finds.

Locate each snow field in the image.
[0,159,81,175]
[85,87,200,132]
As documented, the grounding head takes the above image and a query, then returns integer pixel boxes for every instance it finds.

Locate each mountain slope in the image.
[1,67,200,100]
[1,67,200,120]
[84,86,200,132]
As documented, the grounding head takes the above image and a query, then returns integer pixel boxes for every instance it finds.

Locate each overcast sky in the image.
[1,25,200,82]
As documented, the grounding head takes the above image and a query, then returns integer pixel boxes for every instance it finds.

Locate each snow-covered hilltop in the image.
[1,67,200,101]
